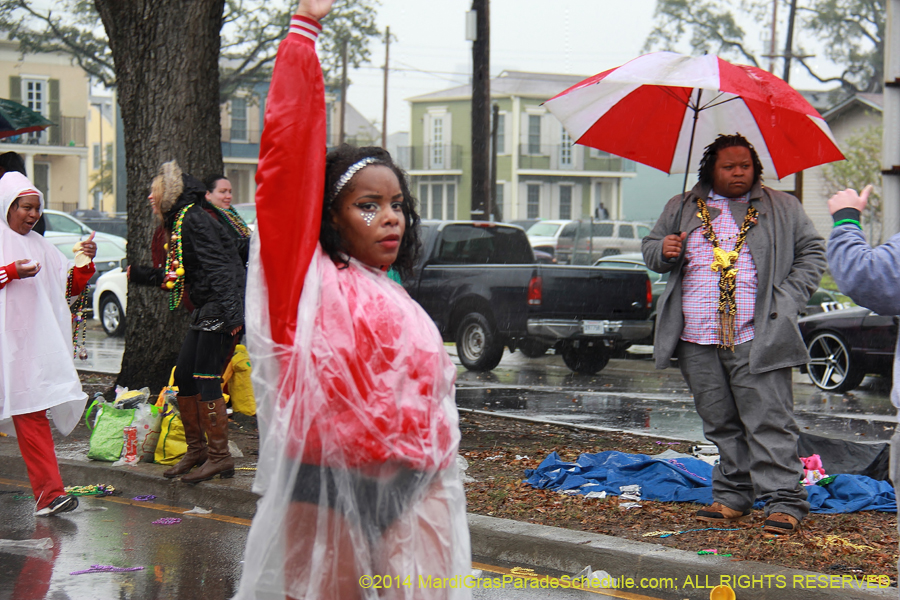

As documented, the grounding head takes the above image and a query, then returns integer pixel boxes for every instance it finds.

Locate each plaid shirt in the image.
[681,192,758,346]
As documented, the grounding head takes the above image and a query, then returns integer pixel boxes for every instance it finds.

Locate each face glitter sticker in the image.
[361,211,376,226]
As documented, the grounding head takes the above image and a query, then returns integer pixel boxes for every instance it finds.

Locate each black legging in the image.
[173,329,234,402]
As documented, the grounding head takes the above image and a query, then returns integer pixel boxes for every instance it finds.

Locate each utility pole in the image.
[339,39,348,146]
[469,0,490,220]
[490,103,500,221]
[382,27,390,149]
[882,0,900,238]
[768,0,777,73]
[782,0,799,82]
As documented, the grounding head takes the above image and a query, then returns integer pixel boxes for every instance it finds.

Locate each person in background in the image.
[233,1,471,598]
[594,202,609,220]
[0,152,44,236]
[203,174,250,264]
[824,184,900,578]
[129,161,245,483]
[0,171,96,516]
[642,134,825,536]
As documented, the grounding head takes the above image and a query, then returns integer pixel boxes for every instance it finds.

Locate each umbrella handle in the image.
[673,88,702,235]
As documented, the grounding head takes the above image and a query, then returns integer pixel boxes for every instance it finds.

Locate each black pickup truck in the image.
[403,221,653,375]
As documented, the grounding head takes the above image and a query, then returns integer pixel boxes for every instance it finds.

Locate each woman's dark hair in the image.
[203,174,228,193]
[697,134,763,188]
[0,152,26,176]
[321,144,421,280]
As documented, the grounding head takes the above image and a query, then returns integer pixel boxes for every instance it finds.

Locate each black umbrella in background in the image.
[0,98,54,139]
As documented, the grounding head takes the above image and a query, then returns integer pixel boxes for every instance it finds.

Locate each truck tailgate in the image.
[534,265,650,320]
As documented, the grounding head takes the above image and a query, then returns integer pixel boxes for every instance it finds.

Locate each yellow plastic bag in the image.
[154,369,187,465]
[154,409,186,465]
[224,344,256,416]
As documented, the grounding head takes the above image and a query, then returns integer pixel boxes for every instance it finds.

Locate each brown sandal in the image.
[763,512,800,535]
[696,501,752,524]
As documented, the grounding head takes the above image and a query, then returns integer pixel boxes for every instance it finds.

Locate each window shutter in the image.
[9,76,20,103]
[48,78,60,145]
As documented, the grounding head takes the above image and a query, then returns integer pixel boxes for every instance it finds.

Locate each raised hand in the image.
[296,0,333,21]
[828,185,873,215]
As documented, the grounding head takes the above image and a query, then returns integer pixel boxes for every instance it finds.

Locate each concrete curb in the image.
[468,514,895,600]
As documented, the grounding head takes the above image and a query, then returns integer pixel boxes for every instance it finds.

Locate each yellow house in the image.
[87,94,116,214]
[0,35,89,211]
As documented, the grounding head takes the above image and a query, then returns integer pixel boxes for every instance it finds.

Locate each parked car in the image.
[49,234,126,319]
[524,219,576,260]
[798,306,896,392]
[43,209,128,246]
[594,253,668,343]
[508,219,540,231]
[556,220,651,265]
[233,203,257,231]
[405,221,652,374]
[92,268,127,336]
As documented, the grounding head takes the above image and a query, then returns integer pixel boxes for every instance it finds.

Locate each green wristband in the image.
[834,219,862,230]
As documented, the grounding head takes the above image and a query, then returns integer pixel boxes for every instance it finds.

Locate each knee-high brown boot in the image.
[163,394,207,478]
[182,397,235,483]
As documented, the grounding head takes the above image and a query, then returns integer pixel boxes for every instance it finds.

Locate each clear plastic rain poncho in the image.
[233,16,471,600]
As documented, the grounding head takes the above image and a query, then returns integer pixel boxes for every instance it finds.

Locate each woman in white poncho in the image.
[0,171,96,516]
[233,1,471,598]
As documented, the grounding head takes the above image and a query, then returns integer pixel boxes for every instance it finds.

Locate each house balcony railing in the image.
[518,144,635,172]
[394,145,463,171]
[221,129,262,144]
[3,116,86,148]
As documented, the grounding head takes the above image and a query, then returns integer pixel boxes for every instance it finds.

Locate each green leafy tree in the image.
[824,125,884,243]
[644,0,885,93]
[0,0,381,99]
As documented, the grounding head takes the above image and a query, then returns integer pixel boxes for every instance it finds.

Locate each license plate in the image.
[582,321,606,335]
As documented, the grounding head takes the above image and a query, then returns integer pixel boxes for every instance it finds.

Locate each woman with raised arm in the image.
[233,1,470,598]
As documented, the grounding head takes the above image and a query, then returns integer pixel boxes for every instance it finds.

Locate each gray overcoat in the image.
[641,181,826,374]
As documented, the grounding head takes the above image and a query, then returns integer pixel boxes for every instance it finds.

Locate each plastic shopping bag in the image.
[224,344,256,416]
[154,404,187,465]
[85,399,135,462]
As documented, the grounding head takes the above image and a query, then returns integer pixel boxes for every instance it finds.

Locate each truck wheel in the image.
[518,339,550,358]
[456,312,504,371]
[561,344,611,375]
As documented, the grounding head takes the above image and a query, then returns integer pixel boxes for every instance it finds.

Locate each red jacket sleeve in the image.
[255,15,326,347]
[69,263,96,296]
[0,262,19,290]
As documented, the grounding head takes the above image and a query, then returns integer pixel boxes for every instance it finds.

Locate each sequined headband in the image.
[332,157,382,201]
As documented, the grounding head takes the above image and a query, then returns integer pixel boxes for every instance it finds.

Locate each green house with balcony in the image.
[403,71,638,222]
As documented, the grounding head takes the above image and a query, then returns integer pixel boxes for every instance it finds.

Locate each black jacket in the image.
[131,174,245,332]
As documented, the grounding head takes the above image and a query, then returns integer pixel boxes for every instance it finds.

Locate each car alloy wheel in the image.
[805,331,865,392]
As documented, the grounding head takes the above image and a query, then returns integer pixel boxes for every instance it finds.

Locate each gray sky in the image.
[345,0,839,137]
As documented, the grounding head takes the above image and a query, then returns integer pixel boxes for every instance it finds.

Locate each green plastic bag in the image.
[85,399,135,462]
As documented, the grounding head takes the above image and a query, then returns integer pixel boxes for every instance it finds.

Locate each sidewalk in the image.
[0,422,893,600]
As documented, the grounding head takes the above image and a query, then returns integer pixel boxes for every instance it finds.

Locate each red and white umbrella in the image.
[544,51,844,181]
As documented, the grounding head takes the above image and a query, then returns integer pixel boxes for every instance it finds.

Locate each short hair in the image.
[321,144,421,280]
[697,134,763,188]
[0,152,26,176]
[203,174,228,193]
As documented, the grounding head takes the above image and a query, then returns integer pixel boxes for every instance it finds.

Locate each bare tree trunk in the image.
[95,0,225,390]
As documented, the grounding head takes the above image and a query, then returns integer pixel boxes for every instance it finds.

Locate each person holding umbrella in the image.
[642,134,826,535]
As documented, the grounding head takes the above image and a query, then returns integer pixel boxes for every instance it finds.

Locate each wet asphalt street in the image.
[0,476,670,600]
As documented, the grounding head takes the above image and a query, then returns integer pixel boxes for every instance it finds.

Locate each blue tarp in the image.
[523,451,896,514]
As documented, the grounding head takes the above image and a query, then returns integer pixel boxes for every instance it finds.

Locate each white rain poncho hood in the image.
[0,171,86,436]
[233,17,471,599]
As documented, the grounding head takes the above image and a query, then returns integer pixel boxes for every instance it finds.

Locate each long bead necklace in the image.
[695,197,758,350]
[215,206,251,238]
[65,270,90,360]
[163,206,190,310]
